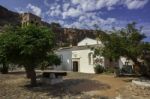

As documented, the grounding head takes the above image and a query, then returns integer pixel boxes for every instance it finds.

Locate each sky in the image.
[0,0,150,42]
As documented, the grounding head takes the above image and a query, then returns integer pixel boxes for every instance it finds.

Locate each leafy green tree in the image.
[51,22,61,29]
[141,43,150,77]
[95,22,146,74]
[40,53,61,70]
[0,46,8,74]
[0,24,56,86]
[0,26,11,74]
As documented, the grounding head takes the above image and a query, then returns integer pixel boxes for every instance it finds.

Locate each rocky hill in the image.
[53,27,100,46]
[0,5,103,46]
[0,5,21,27]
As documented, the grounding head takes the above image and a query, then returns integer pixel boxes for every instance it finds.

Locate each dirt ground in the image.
[65,73,136,98]
[0,71,140,99]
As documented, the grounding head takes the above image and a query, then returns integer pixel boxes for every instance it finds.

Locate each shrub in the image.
[104,67,115,74]
[114,68,121,77]
[94,64,104,74]
[140,63,150,78]
[121,65,134,74]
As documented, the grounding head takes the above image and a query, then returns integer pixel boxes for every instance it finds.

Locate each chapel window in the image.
[88,53,93,65]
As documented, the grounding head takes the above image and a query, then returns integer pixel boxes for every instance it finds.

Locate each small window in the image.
[59,55,63,62]
[88,53,93,65]
[31,21,34,24]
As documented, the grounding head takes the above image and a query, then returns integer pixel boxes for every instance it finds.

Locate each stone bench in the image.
[41,71,67,85]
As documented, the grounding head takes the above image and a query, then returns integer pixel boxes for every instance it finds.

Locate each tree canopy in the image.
[95,22,147,74]
[0,24,59,86]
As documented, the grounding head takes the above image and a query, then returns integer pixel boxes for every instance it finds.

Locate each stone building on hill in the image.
[21,13,50,27]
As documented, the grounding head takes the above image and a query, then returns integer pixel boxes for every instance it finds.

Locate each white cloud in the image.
[125,0,148,9]
[44,0,51,7]
[43,0,148,20]
[44,2,63,17]
[15,7,25,13]
[26,3,42,16]
[42,0,149,31]
[49,9,61,16]
[46,4,61,17]
[71,0,81,4]
[63,12,116,30]
[71,0,148,11]
[63,3,70,11]
[62,7,83,19]
[78,15,86,22]
[71,0,120,11]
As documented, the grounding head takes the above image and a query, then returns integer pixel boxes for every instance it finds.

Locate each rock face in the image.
[53,27,101,46]
[0,5,21,27]
[0,5,103,47]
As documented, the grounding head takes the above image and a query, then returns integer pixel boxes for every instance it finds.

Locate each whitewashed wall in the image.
[56,47,106,73]
[56,49,96,73]
[56,50,72,71]
[78,37,102,46]
[119,57,134,68]
[55,37,134,73]
[56,50,134,72]
[72,49,95,73]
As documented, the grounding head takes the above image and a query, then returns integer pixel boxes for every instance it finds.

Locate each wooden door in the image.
[73,61,78,72]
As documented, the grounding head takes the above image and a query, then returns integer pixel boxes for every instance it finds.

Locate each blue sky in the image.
[0,0,150,41]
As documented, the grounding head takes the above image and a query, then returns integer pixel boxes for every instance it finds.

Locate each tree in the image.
[40,53,61,70]
[141,42,150,77]
[95,22,147,74]
[50,22,61,29]
[0,24,56,86]
[0,46,9,74]
[0,25,12,74]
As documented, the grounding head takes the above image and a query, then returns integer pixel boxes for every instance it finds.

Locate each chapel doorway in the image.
[73,61,79,72]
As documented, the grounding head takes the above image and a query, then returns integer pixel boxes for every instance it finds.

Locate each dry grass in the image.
[0,71,137,99]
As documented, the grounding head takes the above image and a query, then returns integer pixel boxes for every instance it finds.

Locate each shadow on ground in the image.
[8,71,26,75]
[24,78,110,97]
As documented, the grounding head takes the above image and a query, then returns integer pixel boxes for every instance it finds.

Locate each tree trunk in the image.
[30,69,37,86]
[129,57,141,74]
[25,67,37,86]
[133,62,141,74]
[25,67,31,78]
[1,62,8,74]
